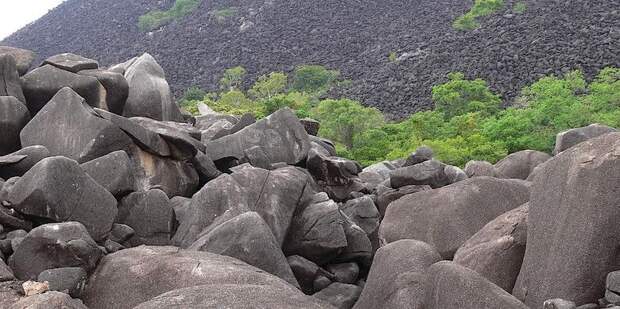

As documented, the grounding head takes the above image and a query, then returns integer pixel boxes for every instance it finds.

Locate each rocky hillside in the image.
[2,0,619,118]
[2,47,620,308]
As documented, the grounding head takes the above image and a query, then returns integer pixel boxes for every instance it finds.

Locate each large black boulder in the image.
[120,53,184,122]
[494,150,551,180]
[0,46,35,75]
[21,64,107,114]
[116,189,175,246]
[7,156,118,241]
[207,108,311,166]
[80,150,134,197]
[188,211,299,287]
[9,222,102,280]
[0,145,49,179]
[0,55,25,103]
[0,96,30,155]
[20,87,133,163]
[306,149,365,201]
[553,123,618,154]
[43,53,99,73]
[78,69,128,115]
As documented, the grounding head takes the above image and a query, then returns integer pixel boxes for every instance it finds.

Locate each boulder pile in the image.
[0,47,619,308]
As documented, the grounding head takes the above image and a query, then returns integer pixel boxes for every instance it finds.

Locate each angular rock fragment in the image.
[20,87,132,163]
[389,159,455,188]
[375,184,430,216]
[7,156,117,241]
[43,53,99,73]
[130,116,205,160]
[464,160,500,178]
[340,196,380,236]
[117,189,175,246]
[80,150,134,197]
[0,46,35,75]
[403,146,433,166]
[78,69,128,115]
[307,148,365,201]
[554,123,617,154]
[0,55,26,103]
[314,283,362,309]
[0,96,30,155]
[9,222,102,280]
[37,267,87,298]
[0,146,49,179]
[189,211,298,287]
[21,65,107,114]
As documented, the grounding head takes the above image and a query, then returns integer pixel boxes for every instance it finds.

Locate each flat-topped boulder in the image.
[43,53,99,73]
[553,123,618,154]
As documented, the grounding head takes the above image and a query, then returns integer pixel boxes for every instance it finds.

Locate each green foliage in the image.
[211,7,238,22]
[513,2,526,14]
[138,0,201,31]
[291,65,340,94]
[453,0,504,31]
[220,66,247,91]
[388,52,397,63]
[311,99,384,149]
[249,72,287,100]
[432,72,501,119]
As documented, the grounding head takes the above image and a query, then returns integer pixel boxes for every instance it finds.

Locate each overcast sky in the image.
[0,0,66,40]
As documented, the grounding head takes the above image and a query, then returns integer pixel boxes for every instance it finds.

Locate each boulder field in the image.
[0,46,619,309]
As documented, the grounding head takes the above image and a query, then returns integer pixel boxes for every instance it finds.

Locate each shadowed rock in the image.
[9,222,102,280]
[0,96,30,155]
[380,177,530,258]
[0,146,49,179]
[7,156,117,241]
[82,246,301,309]
[0,55,25,103]
[20,87,132,163]
[314,283,361,309]
[78,69,128,115]
[117,189,175,246]
[80,150,134,197]
[513,132,620,306]
[0,46,35,75]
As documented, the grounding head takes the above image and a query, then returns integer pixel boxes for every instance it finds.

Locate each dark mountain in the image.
[3,0,619,118]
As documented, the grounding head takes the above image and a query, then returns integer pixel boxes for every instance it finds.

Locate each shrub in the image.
[291,65,340,94]
[388,52,397,63]
[249,72,287,100]
[453,0,504,31]
[513,2,527,14]
[138,0,201,31]
[220,66,247,91]
[211,7,238,22]
[432,72,501,119]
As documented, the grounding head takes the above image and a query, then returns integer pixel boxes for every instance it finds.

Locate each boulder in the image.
[212,112,256,140]
[362,161,398,179]
[130,117,205,160]
[307,149,365,201]
[194,113,238,131]
[0,55,25,103]
[314,283,362,309]
[117,189,175,246]
[0,259,14,282]
[375,184,431,216]
[20,87,132,163]
[326,263,359,284]
[513,132,620,306]
[0,97,30,155]
[424,261,528,309]
[37,267,87,298]
[464,160,500,177]
[606,271,620,304]
[121,53,184,122]
[80,150,134,197]
[403,146,433,166]
[284,196,347,265]
[78,69,128,115]
[288,255,334,295]
[200,119,235,142]
[310,136,338,157]
[0,46,35,75]
[389,159,457,189]
[340,196,380,236]
[354,240,441,309]
[337,215,372,264]
[132,284,334,309]
[543,299,578,309]
[454,203,528,292]
[554,123,618,154]
[109,223,135,244]
[300,118,320,136]
[93,108,171,157]
[82,246,301,309]
[125,144,199,197]
[189,211,298,287]
[380,177,530,258]
[0,205,31,231]
[7,156,118,241]
[495,150,551,180]
[9,222,102,280]
[0,146,49,179]
[43,53,99,73]
[9,291,88,309]
[21,65,107,114]
[207,108,311,166]
[191,150,222,185]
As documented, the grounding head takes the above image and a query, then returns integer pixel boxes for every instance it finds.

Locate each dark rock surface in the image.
[0,145,49,179]
[80,150,134,197]
[494,150,551,180]
[0,96,30,156]
[43,53,99,73]
[116,189,175,246]
[0,55,26,103]
[0,46,35,75]
[5,1,618,118]
[553,123,618,155]
[380,177,530,258]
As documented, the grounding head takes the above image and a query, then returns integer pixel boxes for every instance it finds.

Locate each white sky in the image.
[0,0,66,40]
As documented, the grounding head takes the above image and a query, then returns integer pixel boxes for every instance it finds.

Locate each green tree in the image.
[291,65,340,94]
[249,72,287,100]
[453,0,504,31]
[220,66,247,91]
[312,99,384,148]
[432,72,501,119]
[138,0,201,31]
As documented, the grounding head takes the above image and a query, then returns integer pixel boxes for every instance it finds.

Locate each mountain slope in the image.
[3,0,619,118]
